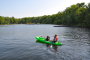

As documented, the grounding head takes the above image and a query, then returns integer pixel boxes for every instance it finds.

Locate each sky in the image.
[0,0,90,18]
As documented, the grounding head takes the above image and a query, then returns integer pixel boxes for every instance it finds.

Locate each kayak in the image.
[35,36,62,46]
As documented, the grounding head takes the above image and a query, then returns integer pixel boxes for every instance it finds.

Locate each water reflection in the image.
[53,45,58,53]
[36,40,59,55]
[46,44,59,54]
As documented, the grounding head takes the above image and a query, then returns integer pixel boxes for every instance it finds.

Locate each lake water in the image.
[0,24,90,60]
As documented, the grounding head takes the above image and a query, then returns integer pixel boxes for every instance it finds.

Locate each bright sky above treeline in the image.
[0,0,90,18]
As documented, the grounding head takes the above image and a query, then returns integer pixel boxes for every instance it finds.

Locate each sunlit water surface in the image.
[0,24,90,60]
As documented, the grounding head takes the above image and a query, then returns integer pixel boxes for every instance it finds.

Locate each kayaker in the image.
[53,34,58,43]
[46,36,50,41]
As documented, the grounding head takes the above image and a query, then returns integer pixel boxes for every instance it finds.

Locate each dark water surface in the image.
[0,24,90,60]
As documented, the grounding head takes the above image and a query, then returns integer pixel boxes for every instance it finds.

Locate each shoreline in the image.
[0,23,39,25]
[53,25,88,27]
[0,24,89,28]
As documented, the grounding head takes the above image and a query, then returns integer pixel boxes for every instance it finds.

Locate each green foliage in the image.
[85,3,90,27]
[0,2,90,27]
[0,16,5,24]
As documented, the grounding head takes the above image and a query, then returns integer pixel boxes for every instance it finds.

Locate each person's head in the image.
[55,34,57,36]
[47,36,49,37]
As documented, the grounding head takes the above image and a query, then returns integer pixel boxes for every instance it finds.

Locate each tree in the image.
[10,18,13,24]
[5,17,10,24]
[85,3,90,27]
[75,7,86,26]
[0,16,5,24]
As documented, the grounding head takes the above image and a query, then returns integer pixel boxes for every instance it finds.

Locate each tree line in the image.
[0,2,90,27]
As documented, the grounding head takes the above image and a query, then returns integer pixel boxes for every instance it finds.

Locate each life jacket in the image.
[54,36,58,41]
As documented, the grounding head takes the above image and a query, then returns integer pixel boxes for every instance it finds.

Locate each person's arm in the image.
[48,37,50,40]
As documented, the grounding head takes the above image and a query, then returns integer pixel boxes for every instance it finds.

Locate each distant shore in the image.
[0,24,89,28]
[53,25,89,27]
[0,24,23,25]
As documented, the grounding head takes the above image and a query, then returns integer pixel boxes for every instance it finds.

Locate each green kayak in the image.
[35,36,62,46]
